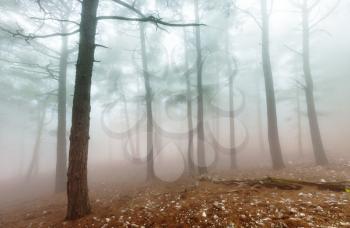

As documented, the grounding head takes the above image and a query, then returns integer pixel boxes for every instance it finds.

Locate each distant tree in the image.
[193,0,208,175]
[260,0,285,169]
[289,0,340,165]
[66,0,202,219]
[0,0,77,192]
[26,96,49,178]
[138,22,156,180]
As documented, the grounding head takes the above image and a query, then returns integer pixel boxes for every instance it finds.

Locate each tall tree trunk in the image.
[256,75,266,154]
[183,27,195,175]
[139,23,155,180]
[296,86,303,156]
[261,0,285,169]
[26,100,48,179]
[66,0,99,220]
[228,72,237,169]
[55,25,68,193]
[194,0,207,175]
[121,93,136,157]
[302,0,328,165]
[136,78,140,157]
[226,31,237,169]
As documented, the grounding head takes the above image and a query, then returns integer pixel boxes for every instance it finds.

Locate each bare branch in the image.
[284,44,302,56]
[308,0,321,10]
[36,0,47,13]
[30,17,80,26]
[0,27,80,41]
[111,0,145,17]
[95,44,109,49]
[235,6,262,30]
[107,0,204,29]
[97,15,204,27]
[309,0,340,30]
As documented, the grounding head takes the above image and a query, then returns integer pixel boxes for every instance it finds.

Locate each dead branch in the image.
[309,0,341,30]
[0,26,80,41]
[200,176,350,192]
[97,15,204,27]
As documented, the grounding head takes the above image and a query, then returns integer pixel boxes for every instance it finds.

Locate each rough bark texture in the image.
[302,0,329,166]
[66,0,99,220]
[261,0,285,169]
[194,0,207,175]
[55,27,68,193]
[139,23,155,180]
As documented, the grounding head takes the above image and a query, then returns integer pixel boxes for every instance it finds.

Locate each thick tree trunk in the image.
[194,0,207,175]
[26,101,47,179]
[66,0,99,220]
[261,0,285,169]
[183,28,195,175]
[302,1,328,165]
[139,23,155,180]
[55,26,68,193]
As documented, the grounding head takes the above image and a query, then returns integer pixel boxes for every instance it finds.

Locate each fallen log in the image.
[199,176,350,192]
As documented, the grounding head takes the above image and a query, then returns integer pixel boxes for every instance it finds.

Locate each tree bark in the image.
[66,0,99,220]
[55,25,68,193]
[139,23,155,180]
[261,0,285,169]
[301,0,328,165]
[194,0,207,175]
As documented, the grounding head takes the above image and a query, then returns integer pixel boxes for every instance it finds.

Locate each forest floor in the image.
[0,163,350,228]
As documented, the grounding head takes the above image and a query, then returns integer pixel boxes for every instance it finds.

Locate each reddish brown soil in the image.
[0,164,349,228]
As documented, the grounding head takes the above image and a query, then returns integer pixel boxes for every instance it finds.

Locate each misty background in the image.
[0,0,349,183]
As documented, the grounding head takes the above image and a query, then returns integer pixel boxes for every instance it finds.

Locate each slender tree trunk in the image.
[66,0,99,220]
[261,0,285,169]
[121,93,136,156]
[256,75,266,154]
[55,25,68,193]
[136,78,140,157]
[225,31,237,169]
[228,73,237,169]
[296,86,303,156]
[26,101,48,179]
[139,23,155,180]
[194,0,207,175]
[302,1,328,165]
[183,27,195,175]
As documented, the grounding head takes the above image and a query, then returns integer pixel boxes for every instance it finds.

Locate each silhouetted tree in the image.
[194,0,207,175]
[260,0,285,169]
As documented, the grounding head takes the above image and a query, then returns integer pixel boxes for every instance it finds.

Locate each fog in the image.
[0,0,350,220]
